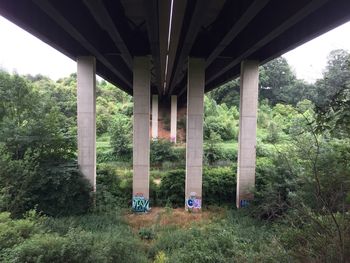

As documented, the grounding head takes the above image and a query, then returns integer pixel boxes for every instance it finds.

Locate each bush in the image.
[151,139,178,165]
[281,211,350,262]
[2,213,148,263]
[150,211,290,262]
[96,164,161,209]
[96,150,117,163]
[0,150,92,218]
[203,167,236,206]
[0,211,41,256]
[204,131,223,165]
[250,156,299,220]
[157,170,185,207]
[0,212,148,262]
[157,167,236,207]
[109,114,132,161]
[96,164,132,210]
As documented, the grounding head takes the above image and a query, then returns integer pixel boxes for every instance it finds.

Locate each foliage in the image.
[149,211,290,262]
[0,212,148,263]
[0,72,91,218]
[281,211,350,262]
[157,168,236,207]
[157,170,185,207]
[109,113,132,160]
[96,81,132,135]
[204,96,238,141]
[95,164,132,210]
[0,149,92,218]
[0,71,76,161]
[204,131,224,165]
[208,79,240,107]
[139,227,156,240]
[151,139,178,165]
[203,167,236,206]
[0,211,41,256]
[315,49,350,137]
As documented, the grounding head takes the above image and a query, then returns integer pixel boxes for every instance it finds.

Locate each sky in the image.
[0,15,349,83]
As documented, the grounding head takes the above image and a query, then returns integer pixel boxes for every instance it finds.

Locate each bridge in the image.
[1,0,349,210]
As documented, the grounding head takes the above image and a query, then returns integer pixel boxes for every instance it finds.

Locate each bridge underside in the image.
[1,0,350,210]
[1,0,350,100]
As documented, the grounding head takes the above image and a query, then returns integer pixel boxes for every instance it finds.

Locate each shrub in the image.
[204,131,223,165]
[3,227,148,263]
[171,147,186,166]
[250,156,299,220]
[109,114,132,161]
[96,164,132,210]
[0,211,41,256]
[157,170,185,207]
[1,213,148,263]
[0,150,92,218]
[151,139,178,165]
[157,167,236,207]
[281,211,350,262]
[139,227,156,240]
[96,150,117,163]
[203,167,236,206]
[150,211,290,262]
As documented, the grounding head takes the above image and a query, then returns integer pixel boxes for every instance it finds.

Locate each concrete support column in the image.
[170,95,177,143]
[77,56,96,190]
[151,95,158,140]
[236,60,259,208]
[185,58,204,211]
[132,57,151,212]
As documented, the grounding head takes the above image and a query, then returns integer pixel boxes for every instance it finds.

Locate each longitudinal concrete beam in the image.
[77,56,96,190]
[132,56,151,212]
[151,95,158,140]
[170,95,177,143]
[185,58,205,211]
[236,60,259,208]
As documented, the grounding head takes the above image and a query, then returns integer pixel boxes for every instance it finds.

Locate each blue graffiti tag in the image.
[186,192,201,211]
[132,196,150,212]
[240,199,250,208]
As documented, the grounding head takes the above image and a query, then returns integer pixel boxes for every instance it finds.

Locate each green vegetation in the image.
[0,49,349,262]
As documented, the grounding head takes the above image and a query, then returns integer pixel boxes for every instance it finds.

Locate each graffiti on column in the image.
[132,193,150,212]
[186,192,201,211]
[240,199,250,208]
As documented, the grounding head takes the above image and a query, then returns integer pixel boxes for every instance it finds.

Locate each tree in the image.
[109,114,132,160]
[313,50,350,137]
[208,79,240,107]
[259,57,299,105]
[0,71,91,217]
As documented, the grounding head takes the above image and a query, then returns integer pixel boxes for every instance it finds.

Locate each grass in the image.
[217,141,238,151]
[96,134,111,151]
[7,207,337,262]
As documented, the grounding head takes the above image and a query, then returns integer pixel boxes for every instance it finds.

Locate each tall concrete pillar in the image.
[77,56,96,190]
[170,95,177,143]
[236,60,259,208]
[151,95,158,140]
[185,58,204,211]
[132,56,151,212]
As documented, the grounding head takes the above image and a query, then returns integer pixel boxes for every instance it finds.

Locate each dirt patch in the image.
[124,207,225,231]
